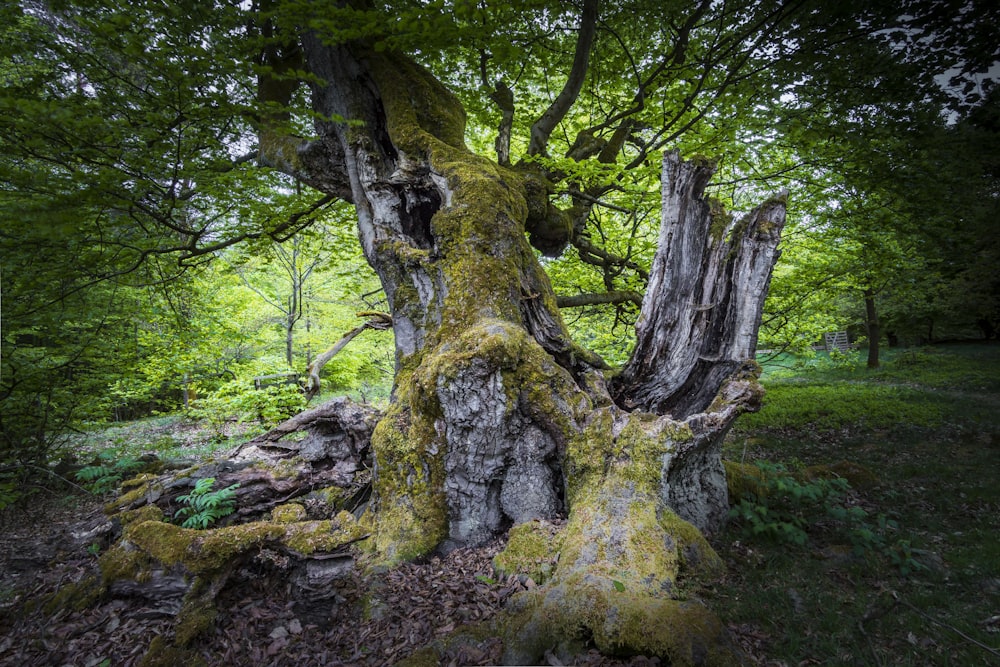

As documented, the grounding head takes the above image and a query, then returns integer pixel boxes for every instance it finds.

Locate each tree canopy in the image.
[0,0,995,489]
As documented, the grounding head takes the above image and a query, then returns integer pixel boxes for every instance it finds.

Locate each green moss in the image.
[271,503,306,523]
[503,578,737,666]
[98,544,151,585]
[174,583,217,645]
[557,477,680,595]
[494,520,565,584]
[139,635,206,667]
[263,457,304,480]
[121,472,158,490]
[610,415,676,495]
[115,503,164,526]
[104,478,163,514]
[125,520,284,574]
[41,576,103,615]
[283,511,369,554]
[708,197,734,244]
[723,460,768,503]
[564,409,614,502]
[311,485,351,510]
[395,647,442,667]
[658,509,725,580]
[368,398,448,564]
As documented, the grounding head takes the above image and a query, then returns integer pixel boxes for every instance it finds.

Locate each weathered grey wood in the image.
[612,151,786,418]
[303,314,391,401]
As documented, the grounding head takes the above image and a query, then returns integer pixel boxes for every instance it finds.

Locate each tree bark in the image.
[611,152,786,418]
[99,34,785,665]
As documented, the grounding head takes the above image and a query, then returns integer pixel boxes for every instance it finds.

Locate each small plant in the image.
[174,477,240,529]
[75,450,146,494]
[728,461,925,573]
[729,461,849,545]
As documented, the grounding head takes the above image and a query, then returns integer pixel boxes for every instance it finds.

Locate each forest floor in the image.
[1,343,998,666]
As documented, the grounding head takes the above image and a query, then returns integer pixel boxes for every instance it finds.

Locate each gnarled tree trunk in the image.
[95,36,785,667]
[278,40,783,662]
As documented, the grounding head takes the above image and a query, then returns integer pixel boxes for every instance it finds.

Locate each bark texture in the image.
[96,29,786,664]
[612,152,786,418]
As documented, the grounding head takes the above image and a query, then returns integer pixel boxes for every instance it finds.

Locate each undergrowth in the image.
[717,343,1000,666]
[173,477,240,529]
[728,461,926,575]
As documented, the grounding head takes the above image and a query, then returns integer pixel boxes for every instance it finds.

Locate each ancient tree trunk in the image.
[95,36,785,666]
[612,153,786,418]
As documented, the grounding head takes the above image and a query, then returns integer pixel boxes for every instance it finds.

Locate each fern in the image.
[174,477,240,529]
[76,452,144,494]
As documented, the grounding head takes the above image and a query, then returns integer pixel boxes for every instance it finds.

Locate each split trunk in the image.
[99,42,786,666]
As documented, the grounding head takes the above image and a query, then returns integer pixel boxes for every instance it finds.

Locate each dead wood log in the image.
[611,151,786,418]
[107,397,382,523]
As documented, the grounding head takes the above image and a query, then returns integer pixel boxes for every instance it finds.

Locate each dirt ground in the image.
[0,492,713,666]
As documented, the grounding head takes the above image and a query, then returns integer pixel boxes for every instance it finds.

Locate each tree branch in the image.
[556,290,642,308]
[527,0,599,156]
[303,312,392,401]
[612,152,786,418]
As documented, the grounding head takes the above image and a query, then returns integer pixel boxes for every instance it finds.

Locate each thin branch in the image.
[573,236,649,281]
[557,290,642,308]
[303,312,392,401]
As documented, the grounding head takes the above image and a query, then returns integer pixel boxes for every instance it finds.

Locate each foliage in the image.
[0,0,995,492]
[728,461,925,575]
[188,376,306,438]
[75,450,146,494]
[716,342,1000,665]
[173,477,240,530]
[737,380,944,434]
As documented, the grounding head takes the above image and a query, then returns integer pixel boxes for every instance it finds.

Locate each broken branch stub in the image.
[612,151,786,418]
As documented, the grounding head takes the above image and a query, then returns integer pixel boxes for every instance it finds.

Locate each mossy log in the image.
[84,397,381,662]
[107,397,381,521]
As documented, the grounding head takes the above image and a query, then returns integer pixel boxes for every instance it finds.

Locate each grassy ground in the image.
[714,343,1000,666]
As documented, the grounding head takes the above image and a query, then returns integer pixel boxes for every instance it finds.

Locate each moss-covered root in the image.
[501,579,741,666]
[138,574,225,667]
[493,519,565,585]
[494,474,733,664]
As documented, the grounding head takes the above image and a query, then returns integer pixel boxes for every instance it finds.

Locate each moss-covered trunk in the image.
[89,35,782,666]
[287,38,784,663]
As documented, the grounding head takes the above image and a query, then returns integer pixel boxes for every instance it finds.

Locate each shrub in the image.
[75,450,146,494]
[189,377,305,437]
[728,461,925,574]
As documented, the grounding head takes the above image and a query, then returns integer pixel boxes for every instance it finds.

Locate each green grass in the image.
[716,343,1000,665]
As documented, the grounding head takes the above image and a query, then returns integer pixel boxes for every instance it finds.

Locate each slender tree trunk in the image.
[865,288,880,369]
